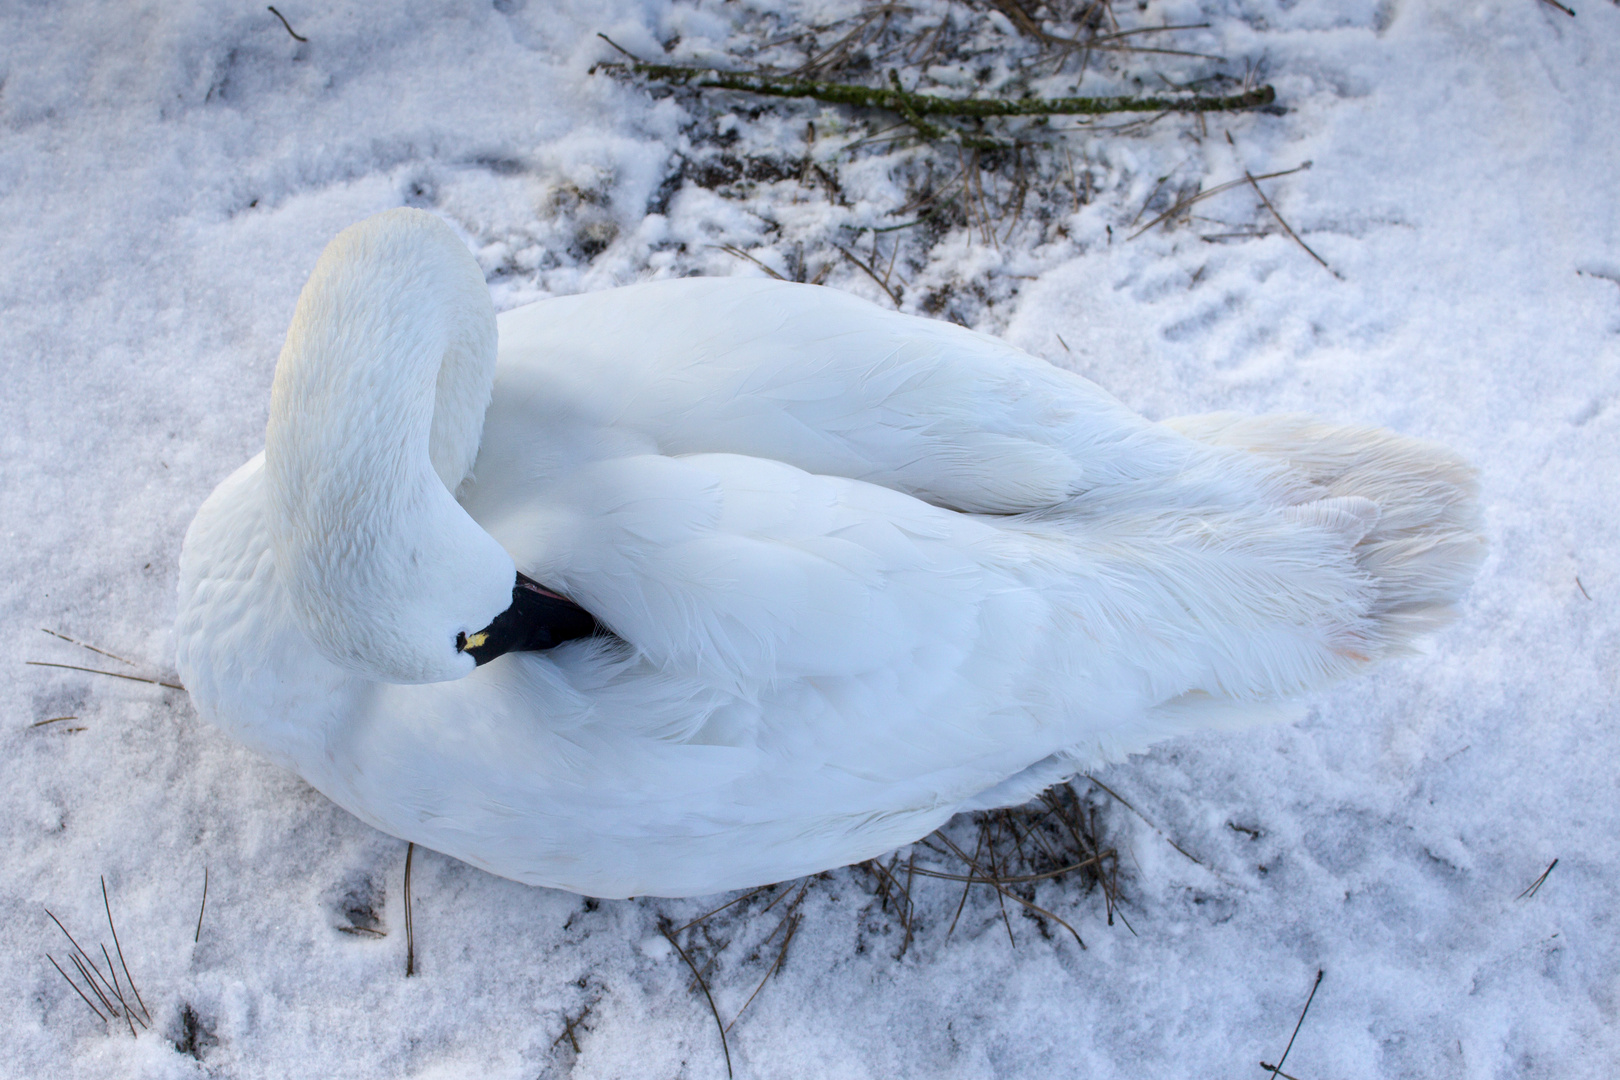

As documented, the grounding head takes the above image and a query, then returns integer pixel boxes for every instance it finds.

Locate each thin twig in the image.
[32,716,76,727]
[102,878,149,1023]
[1517,858,1558,900]
[1576,576,1592,601]
[1245,171,1341,278]
[1536,0,1577,15]
[194,866,209,943]
[25,661,183,690]
[676,884,774,935]
[40,629,137,667]
[267,5,308,42]
[552,1007,591,1053]
[1267,970,1324,1080]
[1087,775,1211,871]
[660,922,733,1079]
[404,843,416,977]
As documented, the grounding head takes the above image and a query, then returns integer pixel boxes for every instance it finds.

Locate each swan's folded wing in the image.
[472,453,1041,688]
[495,278,1162,513]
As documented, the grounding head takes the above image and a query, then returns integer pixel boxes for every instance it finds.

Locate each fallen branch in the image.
[595,50,1275,133]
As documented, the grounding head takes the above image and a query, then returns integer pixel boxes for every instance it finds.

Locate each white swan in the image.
[176,209,1483,898]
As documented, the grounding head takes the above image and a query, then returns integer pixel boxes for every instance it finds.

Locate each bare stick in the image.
[32,716,76,727]
[1536,0,1576,15]
[1576,576,1592,601]
[595,58,1276,122]
[404,843,416,977]
[1267,970,1324,1080]
[1517,858,1558,900]
[195,866,209,943]
[47,954,107,1022]
[40,629,137,667]
[25,661,183,690]
[267,5,308,41]
[660,922,733,1079]
[1244,171,1341,278]
[103,877,150,1022]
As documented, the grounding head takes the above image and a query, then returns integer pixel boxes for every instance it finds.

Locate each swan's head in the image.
[264,208,516,684]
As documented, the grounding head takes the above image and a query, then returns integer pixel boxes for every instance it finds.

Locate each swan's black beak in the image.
[457,573,603,666]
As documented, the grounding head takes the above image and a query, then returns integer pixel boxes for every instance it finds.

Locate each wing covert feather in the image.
[495,278,1159,512]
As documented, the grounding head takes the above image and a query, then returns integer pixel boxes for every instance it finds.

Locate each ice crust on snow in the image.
[2,0,1618,1076]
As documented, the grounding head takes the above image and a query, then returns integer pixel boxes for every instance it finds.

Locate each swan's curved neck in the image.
[264,209,515,684]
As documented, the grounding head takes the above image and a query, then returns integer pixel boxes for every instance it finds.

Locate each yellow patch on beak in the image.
[462,631,489,651]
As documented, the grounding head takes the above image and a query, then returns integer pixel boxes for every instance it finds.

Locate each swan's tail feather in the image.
[1166,413,1486,659]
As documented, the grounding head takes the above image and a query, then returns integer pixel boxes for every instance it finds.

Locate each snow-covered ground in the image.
[3,0,1617,1076]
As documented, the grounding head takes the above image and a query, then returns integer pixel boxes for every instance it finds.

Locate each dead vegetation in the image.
[43,879,151,1037]
[574,0,1290,326]
[639,778,1132,1071]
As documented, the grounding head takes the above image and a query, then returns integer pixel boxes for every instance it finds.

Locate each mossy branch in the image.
[595,56,1275,123]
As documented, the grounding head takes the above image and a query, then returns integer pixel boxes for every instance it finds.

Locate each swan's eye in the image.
[455,631,467,652]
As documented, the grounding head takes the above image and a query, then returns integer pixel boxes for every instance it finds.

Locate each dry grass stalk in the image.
[1244,171,1341,278]
[659,918,733,1079]
[40,628,137,667]
[1264,969,1324,1080]
[1086,774,1212,879]
[26,661,183,691]
[854,780,1126,955]
[1128,163,1310,240]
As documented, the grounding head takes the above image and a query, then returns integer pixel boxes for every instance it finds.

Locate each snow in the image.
[2,0,1617,1076]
